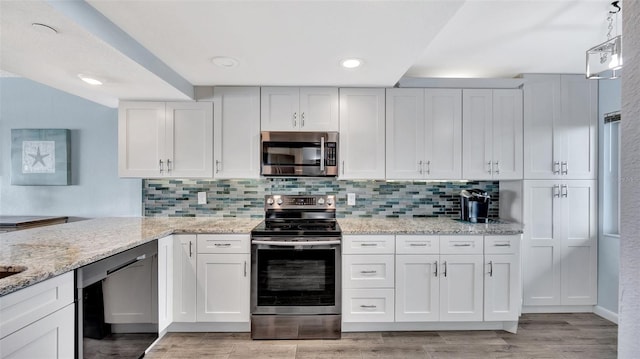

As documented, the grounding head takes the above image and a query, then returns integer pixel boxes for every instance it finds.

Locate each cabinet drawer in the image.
[485,235,521,254]
[343,235,395,254]
[342,288,395,323]
[197,234,250,254]
[440,235,483,254]
[343,255,394,289]
[0,271,74,339]
[396,235,439,254]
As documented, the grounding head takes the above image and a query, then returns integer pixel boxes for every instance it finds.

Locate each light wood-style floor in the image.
[146,313,617,359]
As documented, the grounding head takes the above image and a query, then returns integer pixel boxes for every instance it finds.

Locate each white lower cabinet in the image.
[196,253,250,322]
[395,254,439,322]
[439,254,484,322]
[173,235,197,322]
[343,289,395,323]
[0,272,75,359]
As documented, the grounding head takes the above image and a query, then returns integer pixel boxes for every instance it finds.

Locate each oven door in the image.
[251,238,341,315]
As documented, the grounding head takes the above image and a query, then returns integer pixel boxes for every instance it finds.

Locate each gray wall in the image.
[597,78,621,317]
[0,77,141,218]
[620,0,640,356]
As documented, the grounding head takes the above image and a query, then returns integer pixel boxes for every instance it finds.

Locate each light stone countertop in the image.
[0,216,522,297]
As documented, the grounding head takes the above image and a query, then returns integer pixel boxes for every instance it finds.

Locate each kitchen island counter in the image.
[0,217,261,296]
[338,217,523,236]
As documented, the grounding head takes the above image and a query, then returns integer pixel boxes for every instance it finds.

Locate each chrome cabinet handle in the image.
[360,305,377,309]
[494,243,511,247]
[553,184,561,198]
[360,270,377,274]
[214,243,231,247]
[561,184,568,198]
[487,161,493,174]
[434,260,438,277]
[189,241,193,257]
[244,261,247,277]
[443,261,447,277]
[489,261,494,277]
[553,161,560,175]
[293,112,297,127]
[360,243,378,247]
[426,160,431,175]
[409,243,427,247]
[494,160,500,175]
[167,159,171,173]
[453,243,471,247]
[159,159,164,174]
[561,161,568,175]
[418,160,423,174]
[301,112,305,127]
[342,160,345,175]
[215,160,221,174]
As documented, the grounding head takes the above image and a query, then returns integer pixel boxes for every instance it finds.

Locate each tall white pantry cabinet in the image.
[522,74,598,310]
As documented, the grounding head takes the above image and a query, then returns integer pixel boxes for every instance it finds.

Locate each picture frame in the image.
[11,129,71,186]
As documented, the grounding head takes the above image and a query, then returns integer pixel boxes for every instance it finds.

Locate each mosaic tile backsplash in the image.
[143,178,500,219]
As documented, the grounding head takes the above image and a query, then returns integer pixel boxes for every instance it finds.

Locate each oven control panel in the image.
[265,195,336,210]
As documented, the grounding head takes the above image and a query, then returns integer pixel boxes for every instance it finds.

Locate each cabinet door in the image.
[395,255,439,322]
[261,87,300,131]
[439,254,483,322]
[523,75,561,179]
[425,89,462,180]
[385,88,425,180]
[0,304,74,359]
[103,255,154,324]
[173,235,197,322]
[196,253,250,322]
[213,87,260,178]
[559,75,598,179]
[462,90,493,180]
[560,180,597,305]
[166,102,213,177]
[158,236,174,333]
[299,87,339,131]
[339,88,386,179]
[118,101,166,177]
[484,254,520,321]
[522,180,562,306]
[492,89,523,180]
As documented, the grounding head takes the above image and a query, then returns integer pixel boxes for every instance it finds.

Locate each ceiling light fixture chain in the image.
[586,1,623,79]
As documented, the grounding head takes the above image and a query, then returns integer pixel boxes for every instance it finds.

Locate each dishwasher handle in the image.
[106,254,147,276]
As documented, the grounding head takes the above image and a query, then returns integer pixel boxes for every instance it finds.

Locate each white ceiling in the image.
[0,0,617,108]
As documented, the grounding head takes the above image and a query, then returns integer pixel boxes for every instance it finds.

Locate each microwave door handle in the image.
[320,136,325,173]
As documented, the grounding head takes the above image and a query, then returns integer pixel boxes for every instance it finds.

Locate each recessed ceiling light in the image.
[341,58,363,69]
[78,74,103,86]
[31,23,58,35]
[211,56,239,68]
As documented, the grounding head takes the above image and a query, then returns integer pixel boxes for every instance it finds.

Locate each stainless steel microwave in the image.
[261,131,338,177]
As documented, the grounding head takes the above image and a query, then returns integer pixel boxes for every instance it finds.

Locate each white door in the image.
[484,254,520,321]
[158,236,174,334]
[173,235,197,322]
[424,89,462,180]
[560,180,597,305]
[559,75,598,180]
[385,88,425,180]
[523,180,562,306]
[523,75,561,179]
[492,89,523,180]
[462,90,493,180]
[339,88,386,180]
[439,254,484,322]
[213,87,260,178]
[0,304,74,359]
[260,87,300,131]
[395,254,439,322]
[196,253,250,322]
[299,87,339,131]
[166,102,213,178]
[118,101,166,177]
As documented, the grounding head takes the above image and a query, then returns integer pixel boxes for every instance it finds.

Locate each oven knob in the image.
[326,198,333,206]
[266,197,274,205]
[276,198,284,205]
[317,198,325,205]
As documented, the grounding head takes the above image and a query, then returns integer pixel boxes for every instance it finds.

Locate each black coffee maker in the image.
[460,189,490,223]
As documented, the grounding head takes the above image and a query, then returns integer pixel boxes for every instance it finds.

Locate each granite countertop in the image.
[0,216,522,297]
[0,217,261,297]
[338,217,523,235]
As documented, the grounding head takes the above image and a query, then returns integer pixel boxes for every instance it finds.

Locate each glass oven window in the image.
[256,248,336,306]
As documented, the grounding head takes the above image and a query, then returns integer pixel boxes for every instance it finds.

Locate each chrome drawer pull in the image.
[453,243,471,247]
[409,243,428,247]
[214,243,231,247]
[360,270,377,274]
[360,305,377,309]
[360,243,378,247]
[494,243,511,247]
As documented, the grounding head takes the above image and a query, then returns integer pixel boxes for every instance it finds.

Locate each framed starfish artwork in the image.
[11,129,71,185]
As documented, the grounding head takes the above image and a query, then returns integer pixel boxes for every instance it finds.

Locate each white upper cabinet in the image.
[339,88,386,180]
[523,74,597,179]
[462,89,523,180]
[386,89,462,180]
[118,101,213,178]
[261,87,338,131]
[213,87,260,178]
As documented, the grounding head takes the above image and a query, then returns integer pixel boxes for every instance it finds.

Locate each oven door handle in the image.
[252,240,341,246]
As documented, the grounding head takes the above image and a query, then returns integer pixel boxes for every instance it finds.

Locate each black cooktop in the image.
[251,219,341,237]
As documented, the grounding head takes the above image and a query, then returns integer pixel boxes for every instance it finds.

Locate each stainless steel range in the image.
[250,194,341,339]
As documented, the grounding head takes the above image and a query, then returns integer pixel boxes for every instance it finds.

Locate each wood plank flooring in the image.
[146,313,617,359]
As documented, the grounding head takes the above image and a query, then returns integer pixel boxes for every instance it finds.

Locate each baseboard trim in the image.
[342,321,519,334]
[522,305,595,313]
[593,305,619,324]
